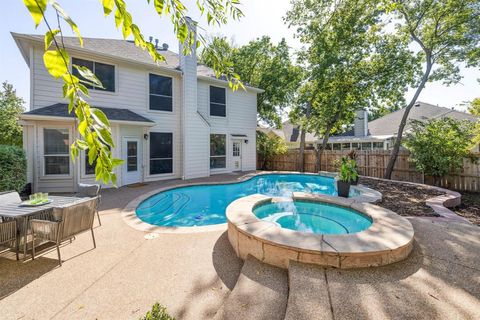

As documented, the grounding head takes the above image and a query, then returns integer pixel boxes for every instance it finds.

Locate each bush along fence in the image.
[258,150,480,192]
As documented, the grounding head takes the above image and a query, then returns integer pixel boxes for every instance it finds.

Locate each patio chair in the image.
[30,197,98,265]
[0,190,21,203]
[77,183,102,226]
[0,191,21,260]
[0,219,18,260]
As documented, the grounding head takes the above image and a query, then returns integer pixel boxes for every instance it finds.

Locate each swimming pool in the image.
[253,200,372,234]
[135,173,360,227]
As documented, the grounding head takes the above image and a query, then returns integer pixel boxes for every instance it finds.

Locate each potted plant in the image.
[346,150,360,185]
[336,158,359,197]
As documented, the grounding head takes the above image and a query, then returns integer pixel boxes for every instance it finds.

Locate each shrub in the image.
[405,118,478,184]
[256,130,288,169]
[0,145,26,193]
[140,303,175,320]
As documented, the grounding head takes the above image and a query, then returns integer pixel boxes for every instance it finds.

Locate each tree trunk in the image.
[298,130,306,172]
[298,103,311,172]
[316,110,341,172]
[316,123,333,172]
[384,57,432,179]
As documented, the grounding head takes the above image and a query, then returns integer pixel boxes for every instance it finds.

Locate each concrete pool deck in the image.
[0,172,479,319]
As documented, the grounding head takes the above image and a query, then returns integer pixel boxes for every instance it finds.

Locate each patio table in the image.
[0,195,86,261]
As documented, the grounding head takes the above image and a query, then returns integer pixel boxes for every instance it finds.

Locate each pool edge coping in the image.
[226,193,415,269]
[120,171,382,234]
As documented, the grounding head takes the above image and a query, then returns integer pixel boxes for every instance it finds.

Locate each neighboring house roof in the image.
[21,103,155,125]
[11,33,263,93]
[368,102,478,136]
[282,121,318,143]
[329,101,479,141]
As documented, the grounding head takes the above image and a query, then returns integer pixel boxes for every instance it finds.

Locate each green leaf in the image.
[43,49,69,78]
[78,120,88,137]
[111,158,124,166]
[114,8,123,28]
[154,0,165,15]
[44,29,60,50]
[87,146,97,164]
[72,64,103,87]
[178,23,188,42]
[91,108,110,127]
[102,0,114,16]
[23,0,47,28]
[50,1,83,46]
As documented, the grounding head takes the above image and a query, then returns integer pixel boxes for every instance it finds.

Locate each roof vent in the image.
[154,38,159,49]
[414,102,421,107]
[162,43,169,51]
[149,36,153,43]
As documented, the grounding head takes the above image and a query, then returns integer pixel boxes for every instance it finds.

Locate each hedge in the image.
[0,145,27,193]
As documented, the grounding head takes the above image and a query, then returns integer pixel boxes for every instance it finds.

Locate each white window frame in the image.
[71,57,117,94]
[40,125,73,179]
[148,73,174,113]
[209,85,227,118]
[210,133,227,170]
[147,131,175,177]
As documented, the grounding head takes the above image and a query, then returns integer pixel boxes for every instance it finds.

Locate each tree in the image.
[200,36,304,127]
[22,0,243,185]
[286,0,417,171]
[468,98,480,116]
[0,82,25,147]
[404,118,477,185]
[256,130,288,170]
[383,0,480,179]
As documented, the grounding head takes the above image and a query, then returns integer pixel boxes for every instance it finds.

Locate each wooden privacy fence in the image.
[258,150,480,192]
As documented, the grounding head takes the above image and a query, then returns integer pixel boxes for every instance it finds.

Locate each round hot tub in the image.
[227,192,414,269]
[253,200,372,235]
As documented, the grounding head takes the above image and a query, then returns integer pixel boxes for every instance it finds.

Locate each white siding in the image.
[197,81,257,172]
[25,41,258,190]
[30,44,183,182]
[180,38,210,179]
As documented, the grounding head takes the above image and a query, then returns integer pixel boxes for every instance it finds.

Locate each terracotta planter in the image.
[337,180,351,198]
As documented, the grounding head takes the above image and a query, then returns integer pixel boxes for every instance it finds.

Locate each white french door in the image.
[123,138,141,185]
[232,140,242,171]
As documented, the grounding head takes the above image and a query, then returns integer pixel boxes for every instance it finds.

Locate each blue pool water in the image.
[136,174,360,227]
[254,200,372,234]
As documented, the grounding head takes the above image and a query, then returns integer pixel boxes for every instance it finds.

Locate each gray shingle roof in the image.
[14,33,252,83]
[23,103,154,123]
[367,102,479,136]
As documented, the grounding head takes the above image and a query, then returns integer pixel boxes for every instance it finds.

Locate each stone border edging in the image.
[227,193,414,269]
[352,175,469,224]
[120,171,382,234]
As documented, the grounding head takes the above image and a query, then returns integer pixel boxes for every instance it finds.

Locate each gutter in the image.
[19,114,156,127]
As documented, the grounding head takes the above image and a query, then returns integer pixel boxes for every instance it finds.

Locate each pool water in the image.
[253,200,372,234]
[136,174,360,227]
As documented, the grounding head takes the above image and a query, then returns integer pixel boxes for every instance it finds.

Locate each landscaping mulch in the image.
[358,177,444,217]
[453,192,480,226]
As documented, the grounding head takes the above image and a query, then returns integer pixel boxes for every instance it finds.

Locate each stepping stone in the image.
[213,255,288,320]
[284,261,333,320]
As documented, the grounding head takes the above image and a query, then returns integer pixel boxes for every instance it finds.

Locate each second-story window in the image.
[210,86,226,117]
[149,74,173,112]
[72,58,115,92]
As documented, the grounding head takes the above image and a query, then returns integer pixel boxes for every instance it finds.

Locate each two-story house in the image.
[12,23,262,193]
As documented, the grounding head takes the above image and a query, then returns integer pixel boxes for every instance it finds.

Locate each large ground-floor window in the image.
[150,132,173,174]
[210,134,226,169]
[43,128,70,175]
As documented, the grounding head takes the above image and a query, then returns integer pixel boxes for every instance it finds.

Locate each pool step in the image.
[284,261,333,320]
[213,255,288,320]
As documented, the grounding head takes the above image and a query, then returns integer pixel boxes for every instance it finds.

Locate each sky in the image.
[0,0,479,112]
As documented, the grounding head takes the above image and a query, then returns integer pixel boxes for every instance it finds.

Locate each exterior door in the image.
[232,140,242,171]
[123,138,141,185]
